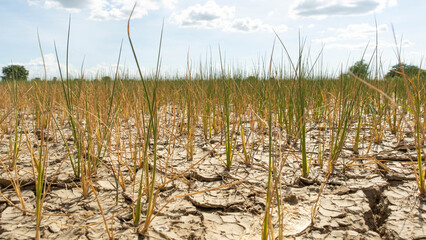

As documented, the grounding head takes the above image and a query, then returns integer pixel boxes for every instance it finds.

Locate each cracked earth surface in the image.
[0,116,425,240]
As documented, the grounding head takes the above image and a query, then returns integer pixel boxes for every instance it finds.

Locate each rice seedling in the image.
[24,124,48,240]
[239,116,253,165]
[54,16,86,184]
[127,4,163,231]
[6,70,23,169]
[0,147,27,214]
[223,82,235,170]
[184,53,195,161]
[353,102,365,154]
[328,73,359,172]
[262,39,276,240]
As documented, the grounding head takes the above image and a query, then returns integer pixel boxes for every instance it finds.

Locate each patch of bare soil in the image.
[0,118,425,240]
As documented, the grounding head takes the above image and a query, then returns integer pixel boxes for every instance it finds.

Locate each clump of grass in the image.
[262,39,276,240]
[53,16,93,197]
[127,4,163,232]
[349,27,425,194]
[184,53,195,161]
[328,74,359,173]
[6,70,23,169]
[353,102,365,155]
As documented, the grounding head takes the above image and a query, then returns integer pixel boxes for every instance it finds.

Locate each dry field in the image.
[0,73,424,240]
[0,13,425,240]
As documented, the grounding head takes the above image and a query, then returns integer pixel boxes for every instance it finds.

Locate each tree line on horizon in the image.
[1,62,425,82]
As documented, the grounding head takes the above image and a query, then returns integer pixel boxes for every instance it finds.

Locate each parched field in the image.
[0,77,425,239]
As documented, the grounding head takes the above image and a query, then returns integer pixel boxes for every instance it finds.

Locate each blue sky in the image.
[0,0,424,79]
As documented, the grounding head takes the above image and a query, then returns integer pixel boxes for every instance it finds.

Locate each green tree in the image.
[385,63,425,78]
[349,60,369,78]
[102,76,112,82]
[2,65,29,81]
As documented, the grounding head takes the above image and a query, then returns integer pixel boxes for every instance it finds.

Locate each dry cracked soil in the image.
[0,116,425,240]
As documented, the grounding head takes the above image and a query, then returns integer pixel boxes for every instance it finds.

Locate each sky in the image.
[0,0,425,79]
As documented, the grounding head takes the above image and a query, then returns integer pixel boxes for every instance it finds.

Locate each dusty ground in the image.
[0,115,425,240]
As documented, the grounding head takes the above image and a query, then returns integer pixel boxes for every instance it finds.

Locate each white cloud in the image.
[26,54,60,78]
[170,0,235,29]
[324,39,412,49]
[324,42,373,49]
[380,39,413,48]
[290,0,397,18]
[225,18,288,33]
[89,0,162,21]
[28,0,95,12]
[311,23,416,50]
[408,51,424,58]
[28,0,177,20]
[170,1,287,33]
[314,23,388,43]
[388,0,397,7]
